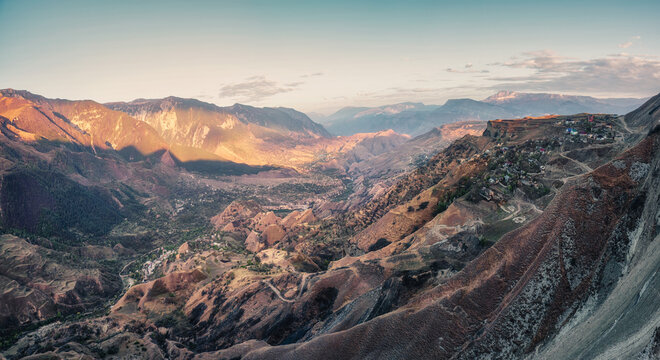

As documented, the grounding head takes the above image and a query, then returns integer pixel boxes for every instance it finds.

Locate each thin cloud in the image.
[218,76,302,102]
[491,50,572,71]
[618,35,641,49]
[349,87,440,104]
[388,87,441,94]
[300,72,324,78]
[194,94,215,100]
[285,81,304,87]
[488,50,660,96]
[446,67,490,74]
[445,62,488,73]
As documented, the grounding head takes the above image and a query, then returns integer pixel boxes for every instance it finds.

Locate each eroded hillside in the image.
[1,92,658,360]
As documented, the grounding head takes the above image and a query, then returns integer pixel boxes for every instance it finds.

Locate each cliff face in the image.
[536,127,660,360]
[0,89,170,158]
[625,92,660,130]
[106,97,331,139]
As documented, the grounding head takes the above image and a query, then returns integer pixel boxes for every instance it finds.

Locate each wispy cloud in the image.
[387,87,443,95]
[618,35,641,49]
[193,93,215,100]
[285,81,304,87]
[350,85,482,105]
[618,41,633,49]
[488,50,660,96]
[446,67,490,74]
[445,62,489,74]
[218,76,302,102]
[300,72,324,78]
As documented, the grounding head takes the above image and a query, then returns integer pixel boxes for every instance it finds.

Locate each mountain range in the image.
[0,90,415,171]
[1,88,659,359]
[320,91,647,136]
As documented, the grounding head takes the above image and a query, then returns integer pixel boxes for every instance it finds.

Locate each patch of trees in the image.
[0,168,123,238]
[434,176,476,215]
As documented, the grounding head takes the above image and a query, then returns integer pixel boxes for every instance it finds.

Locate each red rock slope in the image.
[232,126,659,359]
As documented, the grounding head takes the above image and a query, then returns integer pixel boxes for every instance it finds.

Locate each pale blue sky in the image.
[1,0,658,113]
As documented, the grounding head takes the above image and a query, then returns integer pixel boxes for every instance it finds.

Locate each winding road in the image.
[263,272,310,303]
[558,152,593,173]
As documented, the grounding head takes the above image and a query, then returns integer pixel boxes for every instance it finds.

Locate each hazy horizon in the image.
[1,0,659,113]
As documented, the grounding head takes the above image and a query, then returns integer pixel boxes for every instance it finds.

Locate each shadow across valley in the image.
[117,145,278,176]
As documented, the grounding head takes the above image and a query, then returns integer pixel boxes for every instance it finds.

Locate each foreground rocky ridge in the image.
[239,123,658,360]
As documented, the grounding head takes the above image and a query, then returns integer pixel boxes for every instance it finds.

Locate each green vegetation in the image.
[245,257,275,273]
[482,220,519,244]
[332,179,354,202]
[0,168,123,238]
[433,176,475,215]
[273,182,334,195]
[478,235,492,247]
[179,160,275,176]
[410,153,431,168]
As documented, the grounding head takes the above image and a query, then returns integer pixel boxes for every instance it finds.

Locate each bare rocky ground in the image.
[1,93,659,359]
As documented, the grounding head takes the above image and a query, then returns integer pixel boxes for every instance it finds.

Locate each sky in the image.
[1,0,659,114]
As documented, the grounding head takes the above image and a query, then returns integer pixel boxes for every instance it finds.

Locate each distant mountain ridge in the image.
[0,89,410,170]
[105,96,406,168]
[107,97,330,138]
[483,90,646,116]
[320,91,647,136]
[0,88,171,159]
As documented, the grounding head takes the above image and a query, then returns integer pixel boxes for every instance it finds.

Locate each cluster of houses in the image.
[477,139,556,202]
[476,114,619,204]
[562,114,616,143]
[138,248,177,281]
